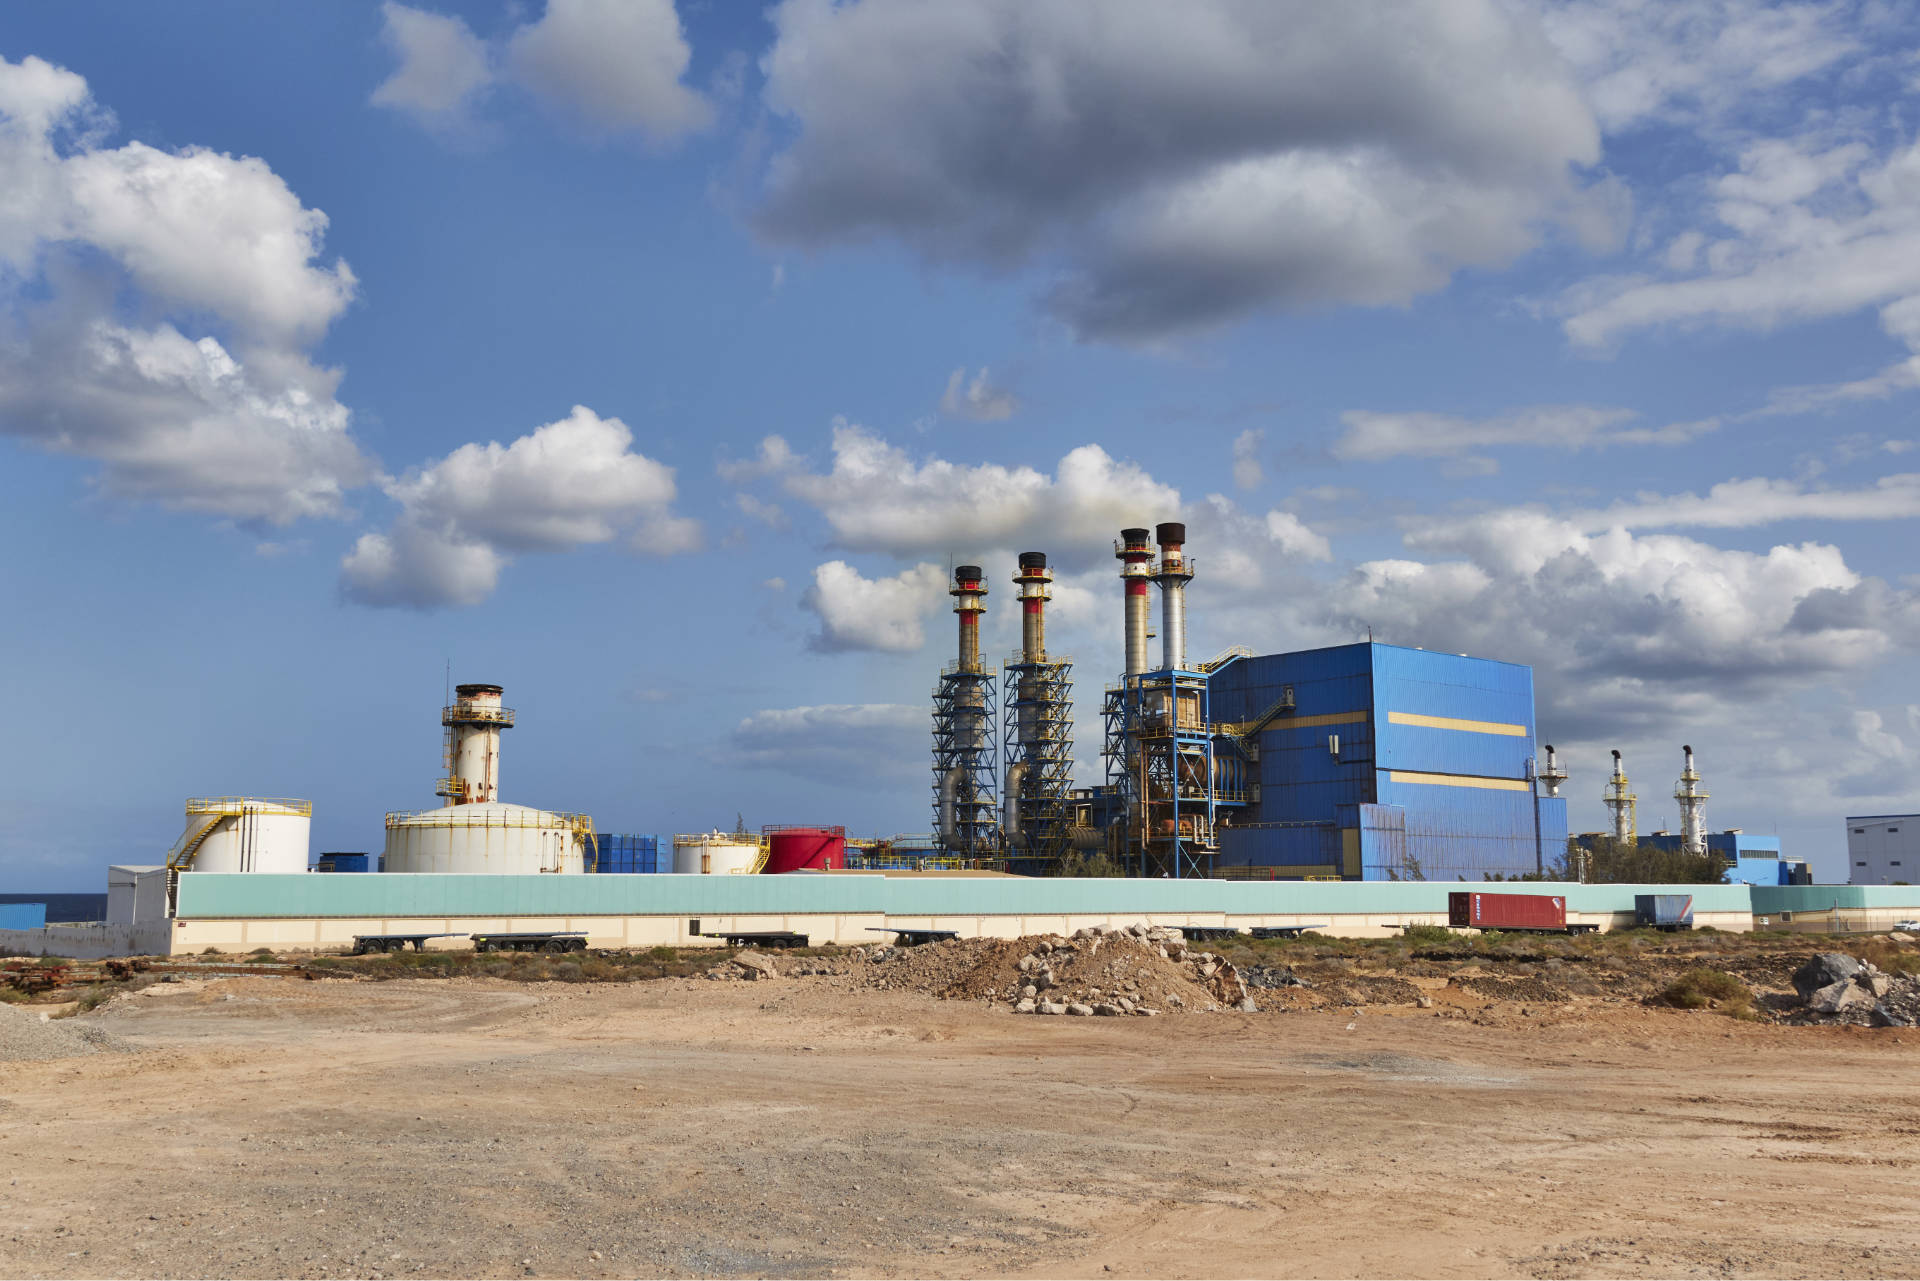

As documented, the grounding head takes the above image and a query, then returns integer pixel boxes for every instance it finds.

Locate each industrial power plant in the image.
[0,521,1845,960]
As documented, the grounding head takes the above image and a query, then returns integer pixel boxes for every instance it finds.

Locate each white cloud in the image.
[370,3,492,125]
[939,366,1017,421]
[799,560,948,653]
[734,491,788,529]
[1334,404,1716,461]
[716,433,798,483]
[340,405,695,608]
[1263,510,1332,563]
[1333,512,1912,718]
[730,703,926,784]
[1231,428,1263,491]
[373,0,710,141]
[1540,0,1862,133]
[776,420,1181,569]
[1561,132,1920,355]
[0,54,371,525]
[508,0,711,140]
[755,0,1607,342]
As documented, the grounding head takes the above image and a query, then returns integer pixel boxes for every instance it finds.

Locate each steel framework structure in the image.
[1102,670,1237,878]
[1003,653,1074,869]
[932,661,999,856]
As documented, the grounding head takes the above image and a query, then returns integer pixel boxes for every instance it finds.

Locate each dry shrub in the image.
[1655,968,1758,1019]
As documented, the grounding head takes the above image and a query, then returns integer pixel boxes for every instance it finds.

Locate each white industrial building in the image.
[1846,814,1919,884]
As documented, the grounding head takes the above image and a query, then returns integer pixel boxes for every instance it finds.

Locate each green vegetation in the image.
[1056,849,1128,878]
[1559,837,1725,884]
[1654,968,1757,1018]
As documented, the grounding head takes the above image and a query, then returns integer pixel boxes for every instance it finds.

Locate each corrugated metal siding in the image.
[592,834,662,874]
[1217,823,1343,870]
[1372,776,1544,880]
[1370,645,1537,779]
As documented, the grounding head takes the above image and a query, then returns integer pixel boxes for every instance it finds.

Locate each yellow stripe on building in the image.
[1386,710,1527,737]
[1274,711,1369,729]
[1387,770,1531,792]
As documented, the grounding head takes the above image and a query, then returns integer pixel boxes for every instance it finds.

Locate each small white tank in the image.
[673,832,761,875]
[383,802,590,874]
[182,798,312,874]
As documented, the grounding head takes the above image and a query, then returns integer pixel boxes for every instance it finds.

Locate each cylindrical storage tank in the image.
[673,832,761,875]
[382,802,587,874]
[187,799,311,874]
[762,827,847,874]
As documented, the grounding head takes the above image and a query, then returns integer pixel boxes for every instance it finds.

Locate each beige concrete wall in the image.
[172,912,890,954]
[164,903,1770,955]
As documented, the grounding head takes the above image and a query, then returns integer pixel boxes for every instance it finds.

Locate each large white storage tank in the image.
[673,832,761,875]
[383,803,591,874]
[176,798,311,874]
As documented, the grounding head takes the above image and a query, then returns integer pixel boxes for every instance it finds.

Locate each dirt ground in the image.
[3,949,1919,1280]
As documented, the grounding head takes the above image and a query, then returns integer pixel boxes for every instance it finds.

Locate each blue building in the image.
[1206,643,1567,881]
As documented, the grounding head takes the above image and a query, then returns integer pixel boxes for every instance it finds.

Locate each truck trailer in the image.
[1447,891,1597,935]
[1634,894,1695,931]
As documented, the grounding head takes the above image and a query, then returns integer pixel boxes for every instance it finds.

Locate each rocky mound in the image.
[1783,952,1919,1027]
[859,924,1253,1015]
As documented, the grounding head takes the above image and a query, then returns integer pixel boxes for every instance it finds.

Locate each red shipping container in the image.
[1448,891,1566,931]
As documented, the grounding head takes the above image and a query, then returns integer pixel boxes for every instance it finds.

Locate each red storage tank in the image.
[762,826,847,874]
[1448,891,1567,931]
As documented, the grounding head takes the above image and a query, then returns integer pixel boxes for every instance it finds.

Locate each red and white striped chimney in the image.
[1116,527,1154,676]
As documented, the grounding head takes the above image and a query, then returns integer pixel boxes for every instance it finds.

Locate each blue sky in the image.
[5,0,1920,888]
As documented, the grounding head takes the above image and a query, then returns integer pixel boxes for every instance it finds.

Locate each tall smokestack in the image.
[950,565,988,759]
[1151,522,1193,671]
[1014,552,1050,664]
[440,683,513,806]
[1604,748,1637,845]
[951,565,985,673]
[1013,552,1051,754]
[1538,744,1567,798]
[1116,528,1153,675]
[1674,744,1709,857]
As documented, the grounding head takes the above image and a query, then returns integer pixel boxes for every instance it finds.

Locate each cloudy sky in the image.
[4,0,1918,888]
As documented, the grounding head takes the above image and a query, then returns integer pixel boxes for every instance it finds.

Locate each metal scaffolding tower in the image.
[1004,653,1074,868]
[932,566,998,857]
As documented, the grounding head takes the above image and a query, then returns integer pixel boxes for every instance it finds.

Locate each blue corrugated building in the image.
[592,834,662,874]
[1207,642,1567,881]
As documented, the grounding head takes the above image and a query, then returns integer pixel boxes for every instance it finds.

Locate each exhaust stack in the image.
[1674,744,1710,857]
[439,683,514,806]
[1537,743,1568,798]
[1115,527,1154,676]
[1150,522,1193,671]
[1603,748,1637,845]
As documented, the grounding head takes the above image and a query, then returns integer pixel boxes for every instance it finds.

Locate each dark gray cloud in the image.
[754,0,1607,341]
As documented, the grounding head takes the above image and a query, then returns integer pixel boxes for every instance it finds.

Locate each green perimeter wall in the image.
[177,874,1772,921]
[1751,885,1920,914]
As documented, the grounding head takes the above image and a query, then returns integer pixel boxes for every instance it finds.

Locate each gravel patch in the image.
[0,1002,130,1061]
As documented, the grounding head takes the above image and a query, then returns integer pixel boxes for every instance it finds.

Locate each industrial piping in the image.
[1150,522,1193,671]
[1116,527,1154,676]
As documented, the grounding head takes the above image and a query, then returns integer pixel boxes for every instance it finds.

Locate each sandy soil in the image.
[2,969,1917,1280]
